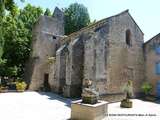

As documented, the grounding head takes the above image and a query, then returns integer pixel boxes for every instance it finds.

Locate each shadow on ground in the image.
[37,92,80,108]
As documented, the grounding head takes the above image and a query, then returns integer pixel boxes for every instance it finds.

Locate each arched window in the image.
[126,29,132,46]
[52,35,56,40]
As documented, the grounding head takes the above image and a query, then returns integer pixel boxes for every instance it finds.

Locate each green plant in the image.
[141,82,152,95]
[122,80,133,99]
[64,3,90,35]
[16,81,27,92]
[0,84,8,93]
[121,80,133,108]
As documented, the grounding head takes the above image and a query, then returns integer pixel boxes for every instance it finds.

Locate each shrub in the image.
[0,84,8,92]
[16,81,27,92]
[121,80,133,108]
[141,82,152,95]
[122,80,133,99]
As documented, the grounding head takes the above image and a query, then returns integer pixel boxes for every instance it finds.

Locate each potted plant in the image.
[81,79,99,104]
[0,85,8,93]
[141,82,154,101]
[120,80,133,108]
[16,81,27,92]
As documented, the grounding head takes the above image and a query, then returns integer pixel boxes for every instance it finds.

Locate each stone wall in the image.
[26,9,147,100]
[53,45,68,93]
[106,11,144,95]
[83,24,109,95]
[63,36,84,97]
[144,34,160,95]
[53,10,145,98]
[60,22,110,97]
[26,8,64,91]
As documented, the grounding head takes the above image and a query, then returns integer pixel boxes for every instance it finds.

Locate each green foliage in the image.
[16,81,27,91]
[44,8,51,16]
[0,2,91,81]
[0,0,22,59]
[0,58,7,65]
[64,3,90,35]
[122,80,133,99]
[0,85,8,92]
[89,19,96,25]
[10,4,19,17]
[0,0,24,13]
[0,47,3,58]
[141,82,153,95]
[1,4,43,78]
[19,4,43,30]
[0,59,7,76]
[0,0,14,17]
[3,0,15,12]
[0,59,18,77]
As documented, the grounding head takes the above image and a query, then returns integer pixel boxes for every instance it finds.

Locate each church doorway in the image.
[43,73,51,92]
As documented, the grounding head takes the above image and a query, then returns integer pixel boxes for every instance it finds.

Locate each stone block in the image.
[71,100,108,120]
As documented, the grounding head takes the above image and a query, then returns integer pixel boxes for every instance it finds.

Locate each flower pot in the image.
[82,95,98,104]
[144,95,156,101]
[0,89,8,93]
[17,89,24,92]
[120,99,132,108]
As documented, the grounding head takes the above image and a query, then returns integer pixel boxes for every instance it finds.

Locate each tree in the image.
[64,3,90,35]
[19,4,43,30]
[44,8,51,16]
[0,0,22,58]
[0,0,15,17]
[2,4,43,78]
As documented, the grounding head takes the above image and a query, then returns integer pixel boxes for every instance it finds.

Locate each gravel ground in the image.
[0,92,160,120]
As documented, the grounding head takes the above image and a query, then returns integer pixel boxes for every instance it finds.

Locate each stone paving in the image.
[0,92,160,120]
[0,92,71,120]
[108,99,160,120]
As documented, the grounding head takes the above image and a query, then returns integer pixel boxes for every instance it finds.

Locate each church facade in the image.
[25,8,160,99]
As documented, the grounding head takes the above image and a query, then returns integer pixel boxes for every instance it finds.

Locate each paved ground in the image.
[0,92,71,120]
[0,92,160,120]
[108,99,160,120]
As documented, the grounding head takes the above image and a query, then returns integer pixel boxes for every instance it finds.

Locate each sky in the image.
[15,0,160,42]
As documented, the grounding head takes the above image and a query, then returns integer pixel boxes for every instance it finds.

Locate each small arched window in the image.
[126,29,132,46]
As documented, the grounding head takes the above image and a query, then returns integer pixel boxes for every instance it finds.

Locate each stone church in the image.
[25,7,160,99]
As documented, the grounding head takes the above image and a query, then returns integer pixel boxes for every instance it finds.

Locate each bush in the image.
[16,81,27,92]
[141,82,152,95]
[0,84,8,93]
[0,59,18,77]
[121,80,133,108]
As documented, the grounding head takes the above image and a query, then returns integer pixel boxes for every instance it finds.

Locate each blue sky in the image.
[15,0,160,42]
